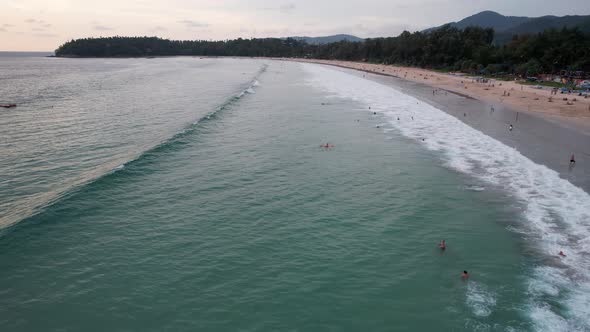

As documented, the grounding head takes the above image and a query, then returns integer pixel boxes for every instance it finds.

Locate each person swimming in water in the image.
[439,240,446,250]
[321,143,335,148]
[570,154,576,166]
[462,271,469,280]
[559,251,566,257]
[509,124,513,131]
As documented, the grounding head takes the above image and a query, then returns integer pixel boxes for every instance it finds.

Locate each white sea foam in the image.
[303,63,590,331]
[111,164,125,173]
[237,81,258,99]
[466,282,497,317]
[464,185,486,192]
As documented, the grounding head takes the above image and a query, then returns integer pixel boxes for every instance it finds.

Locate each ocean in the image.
[1,55,589,331]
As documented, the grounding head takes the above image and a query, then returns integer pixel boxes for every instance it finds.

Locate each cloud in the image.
[24,19,51,28]
[0,24,14,32]
[280,3,296,12]
[178,20,209,28]
[33,33,58,37]
[94,25,114,31]
[261,3,297,13]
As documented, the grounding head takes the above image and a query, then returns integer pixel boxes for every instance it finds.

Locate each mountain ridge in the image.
[286,34,363,45]
[425,11,590,42]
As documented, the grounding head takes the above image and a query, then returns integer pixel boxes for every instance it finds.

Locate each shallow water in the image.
[1,57,588,331]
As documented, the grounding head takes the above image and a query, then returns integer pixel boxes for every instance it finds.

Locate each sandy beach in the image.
[289,59,590,131]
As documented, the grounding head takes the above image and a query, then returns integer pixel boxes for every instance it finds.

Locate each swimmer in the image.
[462,271,469,280]
[559,251,566,257]
[570,154,576,166]
[373,112,377,115]
[509,124,513,131]
[439,240,446,250]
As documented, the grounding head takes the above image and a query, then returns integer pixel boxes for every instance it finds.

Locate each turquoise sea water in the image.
[1,57,589,331]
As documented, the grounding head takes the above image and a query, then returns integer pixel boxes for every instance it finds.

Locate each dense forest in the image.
[55,26,590,76]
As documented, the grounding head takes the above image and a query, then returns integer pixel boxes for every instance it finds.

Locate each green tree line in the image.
[55,26,590,76]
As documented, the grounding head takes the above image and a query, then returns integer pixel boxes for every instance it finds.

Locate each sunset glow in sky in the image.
[1,0,589,51]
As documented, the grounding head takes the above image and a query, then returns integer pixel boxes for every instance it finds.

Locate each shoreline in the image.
[286,58,590,133]
[297,60,590,193]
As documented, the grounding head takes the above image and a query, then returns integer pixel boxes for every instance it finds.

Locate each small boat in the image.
[0,104,17,108]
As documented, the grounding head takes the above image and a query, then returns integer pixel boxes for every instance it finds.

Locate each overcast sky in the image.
[2,0,589,51]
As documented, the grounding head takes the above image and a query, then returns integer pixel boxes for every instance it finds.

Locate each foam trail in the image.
[464,185,486,192]
[303,63,590,331]
[466,282,497,317]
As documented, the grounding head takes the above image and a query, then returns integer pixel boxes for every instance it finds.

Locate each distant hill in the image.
[502,15,590,34]
[425,11,529,32]
[425,11,590,43]
[287,34,363,45]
